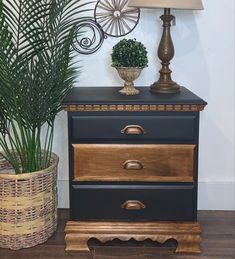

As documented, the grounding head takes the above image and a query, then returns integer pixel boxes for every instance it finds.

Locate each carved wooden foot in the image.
[65,235,90,252]
[176,236,201,253]
[65,221,201,253]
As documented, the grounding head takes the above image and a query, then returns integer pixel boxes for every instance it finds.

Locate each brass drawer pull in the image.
[121,125,146,135]
[121,200,146,210]
[123,160,143,170]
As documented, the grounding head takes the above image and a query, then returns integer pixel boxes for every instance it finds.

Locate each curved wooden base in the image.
[65,221,201,253]
[150,81,181,94]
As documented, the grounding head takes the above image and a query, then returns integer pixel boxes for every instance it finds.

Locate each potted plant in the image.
[111,39,148,95]
[0,0,89,250]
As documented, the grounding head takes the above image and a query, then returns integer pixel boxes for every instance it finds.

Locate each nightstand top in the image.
[63,87,207,112]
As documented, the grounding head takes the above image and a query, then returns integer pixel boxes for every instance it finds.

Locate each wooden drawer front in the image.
[73,144,195,182]
[71,115,197,141]
[71,184,196,221]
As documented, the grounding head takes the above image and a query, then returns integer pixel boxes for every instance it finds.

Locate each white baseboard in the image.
[198,182,235,210]
[57,180,235,210]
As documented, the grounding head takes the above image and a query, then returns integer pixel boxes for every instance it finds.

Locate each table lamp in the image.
[128,0,204,94]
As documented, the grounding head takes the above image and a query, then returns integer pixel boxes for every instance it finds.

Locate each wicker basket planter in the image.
[0,153,59,250]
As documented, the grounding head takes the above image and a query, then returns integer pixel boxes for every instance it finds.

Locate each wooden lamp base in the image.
[65,221,201,253]
[150,80,181,94]
[150,8,181,94]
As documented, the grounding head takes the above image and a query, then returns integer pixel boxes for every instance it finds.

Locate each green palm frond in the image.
[0,0,91,173]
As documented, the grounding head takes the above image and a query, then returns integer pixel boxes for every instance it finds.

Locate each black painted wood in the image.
[71,113,197,142]
[71,184,196,221]
[64,87,205,226]
[63,87,207,106]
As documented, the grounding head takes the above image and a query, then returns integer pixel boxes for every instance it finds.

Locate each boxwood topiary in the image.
[111,39,148,68]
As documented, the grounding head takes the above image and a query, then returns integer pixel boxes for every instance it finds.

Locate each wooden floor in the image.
[1,210,234,259]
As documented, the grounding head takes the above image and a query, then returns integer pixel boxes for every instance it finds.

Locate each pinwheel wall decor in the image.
[73,0,140,54]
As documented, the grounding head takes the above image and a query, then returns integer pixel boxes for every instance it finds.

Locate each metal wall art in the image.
[73,0,140,55]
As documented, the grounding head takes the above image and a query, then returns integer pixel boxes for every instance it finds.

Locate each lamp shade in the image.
[128,0,204,10]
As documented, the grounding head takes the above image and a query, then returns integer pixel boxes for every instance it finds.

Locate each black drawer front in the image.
[71,184,196,221]
[71,115,197,142]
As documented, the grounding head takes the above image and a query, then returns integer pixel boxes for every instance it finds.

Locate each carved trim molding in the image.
[63,104,206,112]
[65,221,201,253]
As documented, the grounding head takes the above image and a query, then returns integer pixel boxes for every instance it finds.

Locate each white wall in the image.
[55,0,235,210]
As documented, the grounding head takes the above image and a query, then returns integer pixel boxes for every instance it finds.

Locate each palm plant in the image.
[0,0,90,173]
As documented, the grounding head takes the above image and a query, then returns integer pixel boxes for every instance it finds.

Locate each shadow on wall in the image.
[171,10,210,97]
[198,114,235,210]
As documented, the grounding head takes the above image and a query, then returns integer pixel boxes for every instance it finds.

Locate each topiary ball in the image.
[111,39,148,68]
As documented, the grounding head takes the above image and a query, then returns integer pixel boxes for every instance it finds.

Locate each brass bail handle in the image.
[121,200,146,210]
[123,160,143,170]
[121,125,146,135]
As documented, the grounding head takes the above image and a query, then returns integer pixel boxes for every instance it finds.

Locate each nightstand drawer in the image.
[73,144,195,182]
[71,114,197,141]
[71,184,196,221]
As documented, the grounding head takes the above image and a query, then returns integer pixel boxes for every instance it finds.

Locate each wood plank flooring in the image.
[0,210,234,259]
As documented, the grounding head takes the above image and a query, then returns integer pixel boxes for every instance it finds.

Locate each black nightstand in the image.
[63,87,207,253]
